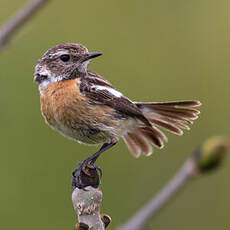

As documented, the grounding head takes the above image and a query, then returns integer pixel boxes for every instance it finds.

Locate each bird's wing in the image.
[79,71,151,126]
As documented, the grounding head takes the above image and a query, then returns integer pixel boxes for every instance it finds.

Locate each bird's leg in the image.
[72,141,117,189]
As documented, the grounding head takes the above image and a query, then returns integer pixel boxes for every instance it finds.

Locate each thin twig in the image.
[118,136,229,230]
[117,158,196,230]
[0,0,51,50]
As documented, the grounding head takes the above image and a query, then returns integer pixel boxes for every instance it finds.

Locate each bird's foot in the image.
[72,142,116,189]
[72,159,102,189]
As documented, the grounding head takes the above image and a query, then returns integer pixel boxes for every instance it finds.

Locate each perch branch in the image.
[0,0,51,50]
[72,186,105,230]
[72,165,111,230]
[118,136,229,230]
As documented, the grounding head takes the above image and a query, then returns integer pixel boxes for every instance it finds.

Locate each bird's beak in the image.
[34,73,47,83]
[82,52,103,62]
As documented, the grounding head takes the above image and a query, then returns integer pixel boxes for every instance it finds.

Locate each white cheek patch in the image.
[37,66,67,93]
[38,67,53,92]
[94,85,123,97]
[39,80,50,92]
[83,60,90,68]
[38,67,52,77]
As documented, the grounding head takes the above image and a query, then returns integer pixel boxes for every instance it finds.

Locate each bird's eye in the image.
[60,54,70,62]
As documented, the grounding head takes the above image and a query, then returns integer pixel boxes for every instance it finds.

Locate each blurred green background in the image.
[0,0,230,229]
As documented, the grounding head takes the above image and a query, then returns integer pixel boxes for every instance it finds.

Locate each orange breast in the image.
[40,79,88,126]
[39,79,124,143]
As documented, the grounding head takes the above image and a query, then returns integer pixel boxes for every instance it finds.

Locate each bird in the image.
[34,43,201,187]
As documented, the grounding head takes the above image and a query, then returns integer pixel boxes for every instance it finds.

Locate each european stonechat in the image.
[34,43,200,187]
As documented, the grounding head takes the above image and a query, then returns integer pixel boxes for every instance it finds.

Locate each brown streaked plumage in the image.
[40,78,125,145]
[34,43,201,187]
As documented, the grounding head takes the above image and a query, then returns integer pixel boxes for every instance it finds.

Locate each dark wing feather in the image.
[86,70,115,88]
[80,71,151,126]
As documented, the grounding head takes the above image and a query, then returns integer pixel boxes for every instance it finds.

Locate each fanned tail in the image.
[123,100,201,158]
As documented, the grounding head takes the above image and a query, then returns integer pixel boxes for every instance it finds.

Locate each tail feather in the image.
[151,115,191,130]
[148,106,200,117]
[152,111,194,122]
[138,126,164,149]
[123,100,201,157]
[136,100,200,121]
[127,132,152,156]
[135,100,201,107]
[148,118,183,135]
[174,121,190,130]
[123,133,141,158]
[148,109,198,120]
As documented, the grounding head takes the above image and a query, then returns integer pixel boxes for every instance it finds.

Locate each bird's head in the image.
[34,43,102,89]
